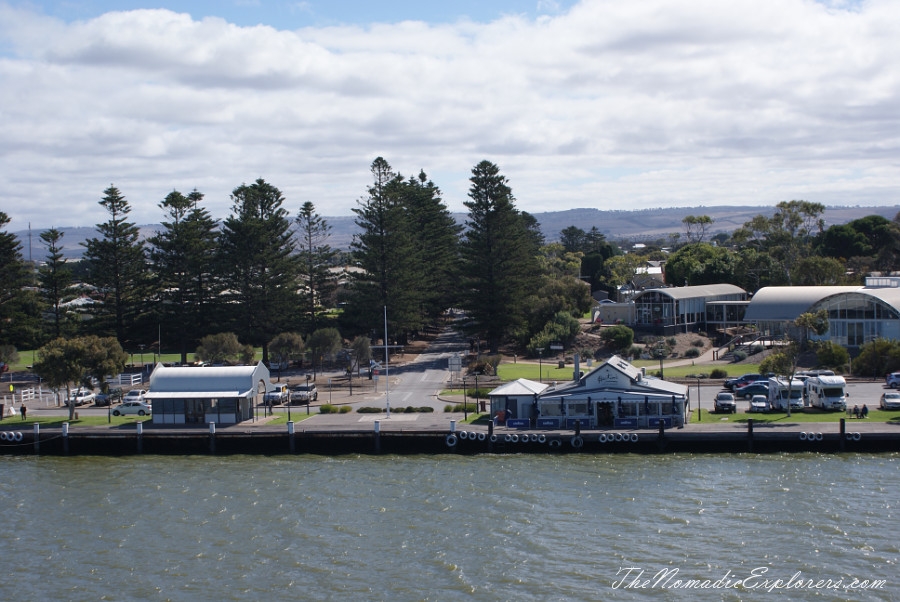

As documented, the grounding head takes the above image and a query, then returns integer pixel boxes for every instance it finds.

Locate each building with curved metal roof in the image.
[743,278,900,347]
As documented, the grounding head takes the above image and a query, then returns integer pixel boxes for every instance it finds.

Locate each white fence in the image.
[116,373,144,386]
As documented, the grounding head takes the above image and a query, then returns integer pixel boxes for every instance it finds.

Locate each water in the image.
[1,453,897,601]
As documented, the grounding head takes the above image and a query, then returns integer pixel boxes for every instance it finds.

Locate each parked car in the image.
[66,387,95,406]
[290,383,318,403]
[122,389,146,403]
[265,384,288,404]
[886,372,900,389]
[95,388,123,406]
[112,401,152,416]
[880,391,900,410]
[735,381,769,399]
[714,391,737,413]
[749,395,769,413]
[725,373,763,391]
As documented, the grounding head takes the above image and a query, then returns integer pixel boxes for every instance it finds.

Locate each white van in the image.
[806,375,847,411]
[767,377,805,411]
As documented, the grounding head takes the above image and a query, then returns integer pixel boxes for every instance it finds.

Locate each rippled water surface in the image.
[1,453,897,600]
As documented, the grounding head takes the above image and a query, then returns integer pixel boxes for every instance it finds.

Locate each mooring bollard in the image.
[136,421,143,454]
[209,422,216,454]
[839,418,846,452]
[62,422,69,455]
[374,420,381,454]
[288,420,295,453]
[33,423,39,454]
[450,419,456,433]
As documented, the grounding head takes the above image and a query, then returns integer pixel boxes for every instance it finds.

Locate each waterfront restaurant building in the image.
[490,356,689,430]
[631,284,748,335]
[145,362,270,425]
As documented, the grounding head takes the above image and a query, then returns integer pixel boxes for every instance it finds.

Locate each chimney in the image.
[573,353,580,381]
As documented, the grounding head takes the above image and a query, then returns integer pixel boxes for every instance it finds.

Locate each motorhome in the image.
[767,377,805,412]
[806,375,847,411]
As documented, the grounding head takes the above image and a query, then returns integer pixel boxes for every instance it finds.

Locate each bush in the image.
[417,406,434,413]
[684,347,701,358]
[339,405,351,414]
[732,350,748,362]
[357,406,382,413]
[600,325,635,351]
[692,339,705,347]
[666,337,678,346]
[318,404,338,414]
[750,344,764,355]
[710,368,728,379]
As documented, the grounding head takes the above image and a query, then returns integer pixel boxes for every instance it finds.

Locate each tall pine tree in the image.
[348,158,423,344]
[82,186,147,344]
[295,201,336,334]
[459,161,541,354]
[38,228,75,340]
[217,179,299,365]
[147,190,220,364]
[0,212,30,346]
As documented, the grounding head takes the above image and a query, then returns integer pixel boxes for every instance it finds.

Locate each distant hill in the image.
[13,205,899,260]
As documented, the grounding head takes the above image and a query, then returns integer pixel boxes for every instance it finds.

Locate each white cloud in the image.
[1,0,899,230]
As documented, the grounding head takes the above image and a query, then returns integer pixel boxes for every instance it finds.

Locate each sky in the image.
[1,0,898,230]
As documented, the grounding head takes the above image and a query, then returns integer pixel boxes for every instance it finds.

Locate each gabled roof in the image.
[544,354,688,398]
[489,378,549,397]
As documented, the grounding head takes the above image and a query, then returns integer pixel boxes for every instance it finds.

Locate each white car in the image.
[113,401,152,416]
[122,389,146,403]
[264,385,288,404]
[749,395,769,413]
[67,388,95,406]
[880,391,900,410]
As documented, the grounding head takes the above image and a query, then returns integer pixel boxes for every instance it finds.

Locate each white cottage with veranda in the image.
[145,362,271,425]
[491,355,689,430]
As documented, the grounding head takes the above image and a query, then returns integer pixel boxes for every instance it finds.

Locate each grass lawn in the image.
[499,361,763,382]
[692,408,900,424]
[1,415,152,428]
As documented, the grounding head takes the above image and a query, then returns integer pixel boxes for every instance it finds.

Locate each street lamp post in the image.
[537,348,544,383]
[475,372,480,413]
[463,377,468,420]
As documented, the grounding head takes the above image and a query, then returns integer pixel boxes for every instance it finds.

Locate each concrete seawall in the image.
[1,420,898,456]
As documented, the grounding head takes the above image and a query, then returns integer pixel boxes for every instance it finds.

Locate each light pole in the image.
[463,377,468,420]
[537,348,544,383]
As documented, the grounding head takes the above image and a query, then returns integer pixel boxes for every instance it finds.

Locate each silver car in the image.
[880,391,900,410]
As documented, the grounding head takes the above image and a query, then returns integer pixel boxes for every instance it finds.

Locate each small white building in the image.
[145,362,270,425]
[488,378,549,426]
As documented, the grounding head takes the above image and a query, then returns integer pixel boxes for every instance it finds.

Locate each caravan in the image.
[806,375,847,411]
[767,377,805,412]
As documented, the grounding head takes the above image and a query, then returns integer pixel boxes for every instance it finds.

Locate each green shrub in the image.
[710,368,728,379]
[692,339,705,347]
[403,406,416,413]
[750,344,764,355]
[732,350,748,362]
[600,325,635,351]
[319,404,338,414]
[357,406,382,413]
[666,337,677,346]
[684,347,701,358]
[627,345,644,358]
[339,405,351,413]
[443,405,454,412]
